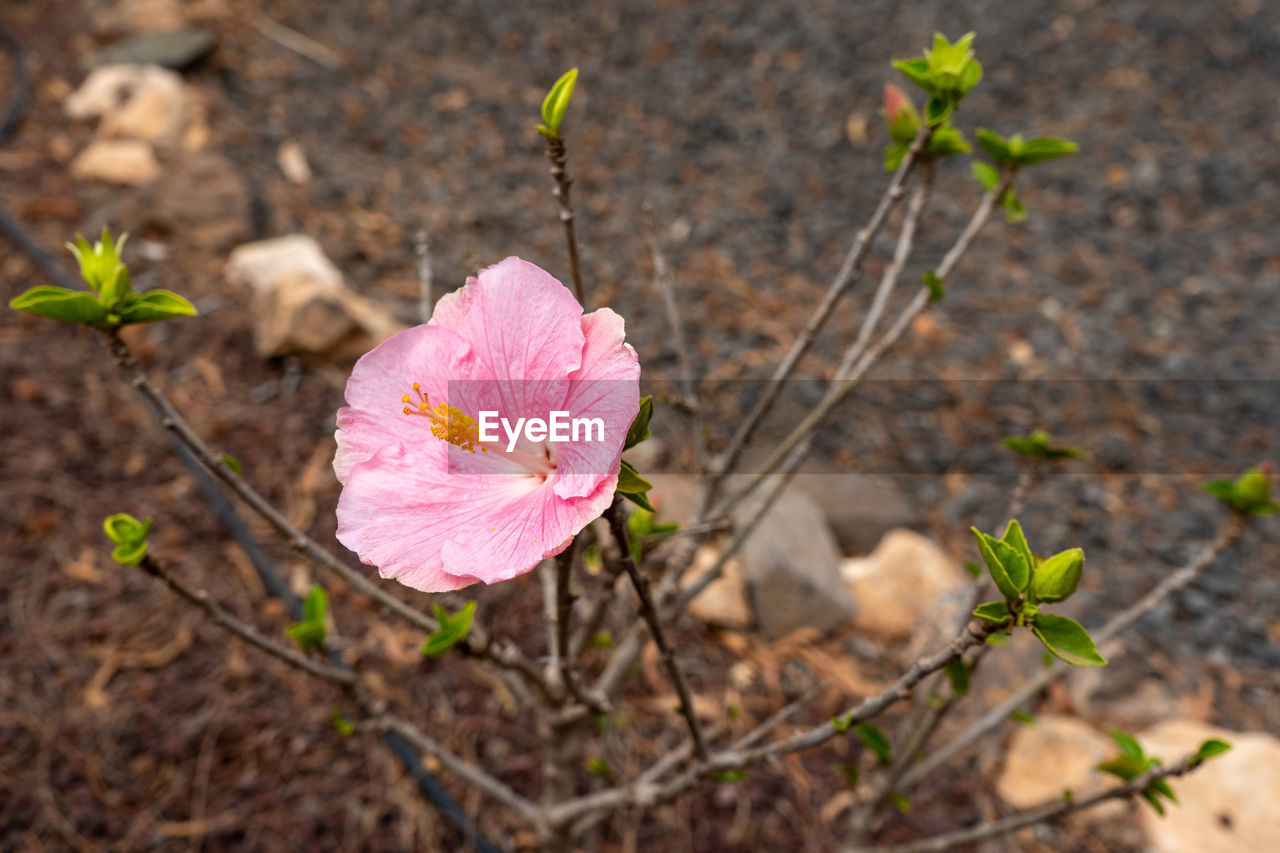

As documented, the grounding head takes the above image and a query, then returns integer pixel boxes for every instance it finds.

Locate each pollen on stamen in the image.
[401,382,488,454]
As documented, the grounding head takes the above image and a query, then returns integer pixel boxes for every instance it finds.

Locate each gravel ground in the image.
[2,0,1278,850]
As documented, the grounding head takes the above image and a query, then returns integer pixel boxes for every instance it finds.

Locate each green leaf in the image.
[624,395,653,450]
[890,793,912,813]
[1016,137,1079,166]
[116,289,198,325]
[1002,430,1086,461]
[1098,754,1148,781]
[891,57,934,94]
[976,128,1012,164]
[971,527,1019,600]
[1011,710,1036,725]
[973,600,1011,623]
[10,286,109,326]
[621,489,656,512]
[331,706,355,736]
[287,619,326,649]
[587,630,614,651]
[67,227,130,302]
[1001,519,1035,573]
[957,57,983,95]
[1032,613,1107,667]
[944,659,970,696]
[923,270,945,302]
[971,160,999,192]
[1149,777,1178,803]
[927,124,970,158]
[1206,468,1278,515]
[985,631,1009,646]
[1193,738,1232,765]
[302,585,329,623]
[1141,788,1167,815]
[1109,730,1146,762]
[1002,190,1028,224]
[854,722,893,765]
[616,459,653,495]
[831,714,853,733]
[711,769,748,783]
[923,94,953,126]
[103,513,152,566]
[421,601,476,657]
[1030,548,1084,603]
[538,68,578,139]
[586,756,613,780]
[883,142,908,172]
[220,453,242,476]
[963,560,982,580]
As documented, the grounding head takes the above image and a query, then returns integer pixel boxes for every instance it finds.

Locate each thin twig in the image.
[712,125,934,484]
[605,502,708,760]
[135,555,356,687]
[853,754,1205,853]
[646,210,707,472]
[718,173,1009,516]
[899,514,1247,790]
[414,230,433,324]
[100,329,548,693]
[545,136,584,303]
[251,13,344,69]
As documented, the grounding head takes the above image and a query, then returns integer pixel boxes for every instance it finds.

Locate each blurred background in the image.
[2,0,1277,850]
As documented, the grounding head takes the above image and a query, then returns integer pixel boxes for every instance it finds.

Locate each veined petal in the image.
[553,308,641,499]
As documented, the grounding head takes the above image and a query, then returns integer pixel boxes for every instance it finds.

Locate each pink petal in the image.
[552,308,641,499]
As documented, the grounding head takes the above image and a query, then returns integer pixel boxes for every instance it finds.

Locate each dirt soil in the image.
[2,0,1278,851]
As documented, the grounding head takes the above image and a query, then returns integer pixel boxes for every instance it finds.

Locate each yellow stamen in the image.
[401,383,487,454]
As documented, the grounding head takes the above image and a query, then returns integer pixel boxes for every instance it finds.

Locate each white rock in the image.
[841,528,968,641]
[1138,719,1280,853]
[277,141,312,184]
[70,138,160,185]
[681,545,752,631]
[996,715,1121,811]
[65,64,196,143]
[226,236,404,359]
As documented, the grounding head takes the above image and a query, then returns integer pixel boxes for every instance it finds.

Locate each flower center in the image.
[401,384,486,454]
[400,383,556,478]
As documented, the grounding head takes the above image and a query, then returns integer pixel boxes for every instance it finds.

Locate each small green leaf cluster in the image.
[971,520,1105,666]
[1002,429,1086,461]
[421,601,476,657]
[617,396,656,511]
[536,68,578,140]
[881,83,972,172]
[892,32,983,127]
[1202,467,1278,515]
[287,585,330,649]
[1097,731,1198,816]
[627,505,679,562]
[9,228,196,328]
[973,131,1077,222]
[102,513,152,566]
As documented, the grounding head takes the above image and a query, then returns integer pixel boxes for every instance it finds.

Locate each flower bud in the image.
[1029,548,1084,603]
[1234,468,1270,509]
[882,84,919,144]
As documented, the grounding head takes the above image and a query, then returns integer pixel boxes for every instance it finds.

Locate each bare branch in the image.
[100,329,548,693]
[713,126,934,483]
[546,136,584,303]
[135,554,356,687]
[605,502,709,760]
[414,230,434,324]
[852,754,1205,853]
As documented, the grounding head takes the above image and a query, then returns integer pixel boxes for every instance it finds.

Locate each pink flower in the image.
[334,257,640,592]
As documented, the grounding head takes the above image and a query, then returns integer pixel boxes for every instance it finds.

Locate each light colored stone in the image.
[70,138,160,185]
[226,236,405,360]
[277,141,312,184]
[1137,719,1280,853]
[996,715,1120,810]
[736,487,853,638]
[65,64,195,143]
[681,545,752,631]
[841,528,968,641]
[789,471,920,554]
